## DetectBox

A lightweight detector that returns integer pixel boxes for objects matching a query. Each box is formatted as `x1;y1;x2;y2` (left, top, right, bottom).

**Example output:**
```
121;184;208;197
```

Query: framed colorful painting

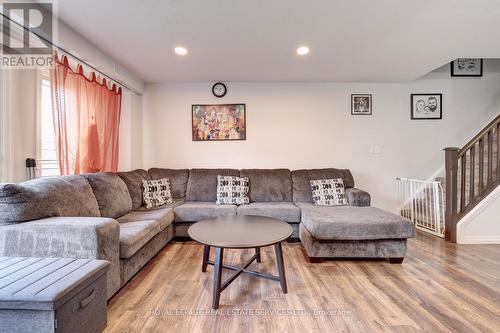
192;104;246;141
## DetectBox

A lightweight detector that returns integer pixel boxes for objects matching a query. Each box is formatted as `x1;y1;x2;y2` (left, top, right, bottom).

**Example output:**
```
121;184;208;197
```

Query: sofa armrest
0;217;120;299
346;188;371;207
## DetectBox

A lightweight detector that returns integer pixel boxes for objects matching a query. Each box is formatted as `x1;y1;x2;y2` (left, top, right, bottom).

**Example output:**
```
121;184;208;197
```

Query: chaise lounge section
299;205;415;263
292;169;415;262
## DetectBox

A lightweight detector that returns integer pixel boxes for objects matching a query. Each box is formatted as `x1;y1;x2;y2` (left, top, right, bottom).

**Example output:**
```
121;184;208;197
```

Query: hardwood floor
105;231;500;332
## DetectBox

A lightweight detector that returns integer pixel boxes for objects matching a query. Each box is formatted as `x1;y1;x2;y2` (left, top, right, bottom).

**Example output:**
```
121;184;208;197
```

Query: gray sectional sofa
0;167;415;300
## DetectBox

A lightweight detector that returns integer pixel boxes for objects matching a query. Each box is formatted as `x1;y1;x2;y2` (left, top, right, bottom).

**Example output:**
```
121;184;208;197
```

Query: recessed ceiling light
174;46;187;56
296;46;309;56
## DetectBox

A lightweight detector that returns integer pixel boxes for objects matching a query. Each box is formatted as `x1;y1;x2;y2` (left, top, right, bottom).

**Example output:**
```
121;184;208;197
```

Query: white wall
458;187;500;244
142;60;500;212
57;19;144;94
3;69;37;182
118;90;143;171
130;91;145;170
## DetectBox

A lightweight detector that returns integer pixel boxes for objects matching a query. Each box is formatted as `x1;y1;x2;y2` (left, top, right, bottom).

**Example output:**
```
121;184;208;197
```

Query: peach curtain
50;53;122;174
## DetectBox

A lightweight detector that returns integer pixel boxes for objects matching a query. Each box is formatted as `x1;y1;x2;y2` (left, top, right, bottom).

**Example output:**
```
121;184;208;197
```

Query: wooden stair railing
444;114;500;242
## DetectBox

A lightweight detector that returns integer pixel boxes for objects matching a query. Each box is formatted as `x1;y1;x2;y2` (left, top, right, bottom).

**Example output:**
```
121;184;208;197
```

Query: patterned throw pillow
216;175;249;205
310;178;348;206
142;178;174;209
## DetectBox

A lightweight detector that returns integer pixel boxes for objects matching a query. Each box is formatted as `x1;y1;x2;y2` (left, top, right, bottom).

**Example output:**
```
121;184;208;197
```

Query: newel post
444;147;459;242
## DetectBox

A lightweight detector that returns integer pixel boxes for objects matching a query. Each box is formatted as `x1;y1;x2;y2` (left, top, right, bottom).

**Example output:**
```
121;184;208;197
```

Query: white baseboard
459;235;500;244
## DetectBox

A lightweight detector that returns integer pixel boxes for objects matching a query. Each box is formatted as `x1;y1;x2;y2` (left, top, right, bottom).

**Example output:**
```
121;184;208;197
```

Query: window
36;70;60;177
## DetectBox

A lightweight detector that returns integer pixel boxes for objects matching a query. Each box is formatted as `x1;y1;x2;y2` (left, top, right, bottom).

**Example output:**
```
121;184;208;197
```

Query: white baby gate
396;177;445;237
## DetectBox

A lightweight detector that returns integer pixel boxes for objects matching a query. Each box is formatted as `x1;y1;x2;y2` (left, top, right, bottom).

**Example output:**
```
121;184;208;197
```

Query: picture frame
192;104;246;141
351;94;372;115
450;58;483;77
410;94;442;120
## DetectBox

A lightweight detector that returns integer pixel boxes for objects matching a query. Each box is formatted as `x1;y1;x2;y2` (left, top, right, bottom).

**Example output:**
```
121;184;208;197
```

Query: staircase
444;114;500;242
397;114;499;241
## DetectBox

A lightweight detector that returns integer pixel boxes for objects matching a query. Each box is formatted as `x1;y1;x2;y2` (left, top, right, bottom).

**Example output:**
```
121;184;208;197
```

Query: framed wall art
410;94;442;120
192;104;246;141
351;94;372;115
451;58;483;77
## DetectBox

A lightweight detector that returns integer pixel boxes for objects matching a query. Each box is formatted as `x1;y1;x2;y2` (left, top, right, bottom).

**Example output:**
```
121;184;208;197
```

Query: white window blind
36;71;60;177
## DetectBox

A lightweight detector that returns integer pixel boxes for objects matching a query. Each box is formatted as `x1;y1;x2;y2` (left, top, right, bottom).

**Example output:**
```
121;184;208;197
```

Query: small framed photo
351;94;372;115
411;94;442;120
451;58;483;77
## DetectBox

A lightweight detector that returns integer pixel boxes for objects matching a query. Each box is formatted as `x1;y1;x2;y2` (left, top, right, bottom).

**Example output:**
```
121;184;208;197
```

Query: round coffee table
188;215;293;309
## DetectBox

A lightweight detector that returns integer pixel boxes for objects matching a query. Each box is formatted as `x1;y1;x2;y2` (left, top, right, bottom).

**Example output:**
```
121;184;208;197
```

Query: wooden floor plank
105;231;500;333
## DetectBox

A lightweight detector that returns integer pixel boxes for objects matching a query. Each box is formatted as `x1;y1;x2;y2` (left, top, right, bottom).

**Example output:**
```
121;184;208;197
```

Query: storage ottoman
0;257;109;333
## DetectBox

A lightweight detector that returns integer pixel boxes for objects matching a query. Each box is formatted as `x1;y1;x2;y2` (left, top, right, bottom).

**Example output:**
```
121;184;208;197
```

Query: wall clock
212;82;227;98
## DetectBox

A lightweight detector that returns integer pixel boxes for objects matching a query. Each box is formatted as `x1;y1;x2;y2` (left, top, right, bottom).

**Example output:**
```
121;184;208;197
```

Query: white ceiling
56;0;500;83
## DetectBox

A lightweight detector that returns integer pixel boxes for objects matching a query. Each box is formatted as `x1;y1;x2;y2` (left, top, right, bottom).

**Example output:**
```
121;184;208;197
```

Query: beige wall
142;61;500;212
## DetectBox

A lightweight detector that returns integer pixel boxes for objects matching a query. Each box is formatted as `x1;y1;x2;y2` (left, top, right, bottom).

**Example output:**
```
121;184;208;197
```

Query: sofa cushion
310;178;348;206
239;169;292;202
142;178;174;209
118;169;150;210
148;168;189;200
83;173;133;218
297;203;415;240
119;220;160;258
117;206;175;231
292;169;355;203
0;176;100;223
236;202;301;223
186;169;239;202
216;175;249;205
174;202;237;222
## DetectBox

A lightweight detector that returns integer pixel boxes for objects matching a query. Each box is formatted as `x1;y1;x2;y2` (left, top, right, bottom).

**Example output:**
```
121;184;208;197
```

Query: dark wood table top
188;215;293;249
